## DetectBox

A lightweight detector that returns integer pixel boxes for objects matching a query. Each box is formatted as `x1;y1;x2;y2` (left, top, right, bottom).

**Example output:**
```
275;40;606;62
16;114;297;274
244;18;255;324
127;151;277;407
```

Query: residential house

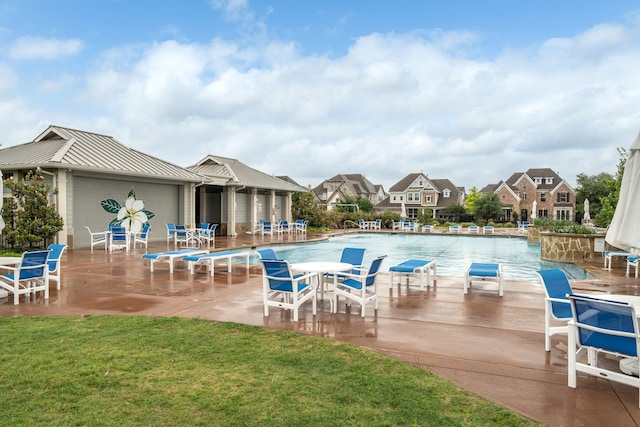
377;173;465;219
312;174;385;210
481;168;576;222
188;156;307;235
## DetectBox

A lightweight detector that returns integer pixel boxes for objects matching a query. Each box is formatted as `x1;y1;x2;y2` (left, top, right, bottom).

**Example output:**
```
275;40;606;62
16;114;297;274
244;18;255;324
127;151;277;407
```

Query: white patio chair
0;250;50;305
333;255;387;317
260;259;318;321
85;226;108;253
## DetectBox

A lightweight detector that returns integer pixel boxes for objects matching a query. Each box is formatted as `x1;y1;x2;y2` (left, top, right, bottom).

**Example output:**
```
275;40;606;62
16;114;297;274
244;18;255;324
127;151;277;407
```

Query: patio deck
2;229;640;426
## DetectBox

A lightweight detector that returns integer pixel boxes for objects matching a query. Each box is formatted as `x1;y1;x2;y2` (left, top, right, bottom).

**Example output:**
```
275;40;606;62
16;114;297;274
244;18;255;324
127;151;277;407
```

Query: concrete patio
2;229;640;426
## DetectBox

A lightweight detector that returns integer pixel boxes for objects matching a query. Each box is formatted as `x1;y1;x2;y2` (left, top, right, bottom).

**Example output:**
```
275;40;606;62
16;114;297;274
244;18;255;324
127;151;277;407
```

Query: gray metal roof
0;125;205;182
188;155;307;192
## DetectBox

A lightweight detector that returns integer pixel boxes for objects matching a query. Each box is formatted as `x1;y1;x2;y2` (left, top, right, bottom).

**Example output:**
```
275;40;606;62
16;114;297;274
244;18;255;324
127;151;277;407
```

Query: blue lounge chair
142;249;208;273
183;250;249;276
482;225;494;235
567;294;640;407
389;259;437;295
464;262;503;296
603;250;631;270
536;269;574;351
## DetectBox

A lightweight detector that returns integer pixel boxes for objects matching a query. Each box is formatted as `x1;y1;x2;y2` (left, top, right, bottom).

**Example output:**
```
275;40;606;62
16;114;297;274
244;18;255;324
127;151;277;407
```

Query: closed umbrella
531;200;537;220
400;201;407;218
606;131;640;255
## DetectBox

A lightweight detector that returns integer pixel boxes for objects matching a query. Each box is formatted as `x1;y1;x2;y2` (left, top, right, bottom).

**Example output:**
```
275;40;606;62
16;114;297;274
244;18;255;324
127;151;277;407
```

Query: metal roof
188;155;307;192
0;125;205;182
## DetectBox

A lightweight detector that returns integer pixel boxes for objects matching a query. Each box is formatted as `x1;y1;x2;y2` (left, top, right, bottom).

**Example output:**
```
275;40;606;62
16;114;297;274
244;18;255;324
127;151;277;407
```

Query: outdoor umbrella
605;131;640;255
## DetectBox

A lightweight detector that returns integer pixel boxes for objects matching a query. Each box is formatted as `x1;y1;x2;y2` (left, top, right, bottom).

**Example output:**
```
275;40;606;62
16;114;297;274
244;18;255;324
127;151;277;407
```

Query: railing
343;220;359;230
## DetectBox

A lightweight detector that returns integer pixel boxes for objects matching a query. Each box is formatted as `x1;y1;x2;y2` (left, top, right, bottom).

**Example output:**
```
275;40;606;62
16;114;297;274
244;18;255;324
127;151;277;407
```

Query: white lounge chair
183;250;250;276
141;249;208;273
389;259;437;296
464;262;503;296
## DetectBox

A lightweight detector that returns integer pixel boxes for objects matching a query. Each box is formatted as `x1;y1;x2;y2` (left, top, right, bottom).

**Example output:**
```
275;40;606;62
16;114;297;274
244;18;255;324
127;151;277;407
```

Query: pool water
253;233;593;281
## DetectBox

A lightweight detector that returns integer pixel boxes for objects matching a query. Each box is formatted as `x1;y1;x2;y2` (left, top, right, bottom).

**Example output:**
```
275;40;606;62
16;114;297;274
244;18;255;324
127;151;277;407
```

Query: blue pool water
252;233;593;281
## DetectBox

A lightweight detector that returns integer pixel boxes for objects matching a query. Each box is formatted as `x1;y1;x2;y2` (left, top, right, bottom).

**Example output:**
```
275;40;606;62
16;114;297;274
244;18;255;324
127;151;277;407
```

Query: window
392;195;397;202
418;180;423;186
555;209;571;220
425;195;432;203
538;209;548;218
443;190;450;198
557;192;569;203
399;195;404;201
521;193;527;200
534;178;542;184
540;193;547;202
545;178;553;184
407;193;413;202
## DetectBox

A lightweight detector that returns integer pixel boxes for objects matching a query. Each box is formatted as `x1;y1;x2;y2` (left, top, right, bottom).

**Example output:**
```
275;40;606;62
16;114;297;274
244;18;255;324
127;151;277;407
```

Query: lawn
0;316;541;426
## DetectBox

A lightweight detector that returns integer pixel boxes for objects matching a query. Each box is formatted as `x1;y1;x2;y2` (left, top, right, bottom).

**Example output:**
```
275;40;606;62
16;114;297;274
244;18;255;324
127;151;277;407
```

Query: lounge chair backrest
569;294;638;357
47;244;67;272
256;248;279;260
19;250;50;280
536;269;574;319
340;247;365;267
261;259;296;292
364;256;386;287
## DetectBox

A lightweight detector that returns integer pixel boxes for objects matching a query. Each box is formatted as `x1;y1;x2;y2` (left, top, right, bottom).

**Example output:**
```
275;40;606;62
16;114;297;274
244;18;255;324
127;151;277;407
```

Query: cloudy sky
1;1;639;191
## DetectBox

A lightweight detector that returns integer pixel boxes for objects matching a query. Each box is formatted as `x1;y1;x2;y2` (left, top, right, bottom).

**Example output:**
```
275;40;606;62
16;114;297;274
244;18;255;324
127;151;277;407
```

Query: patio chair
294;219;308;233
358;219;369;230
47;243;67;290
468;225;480;234
482;225;494;235
260;259;318;321
261;221;274;235
198;223;218;248
109;225;130;252
371;219;382;230
174;224;198;247
0;250;51;305
256;248;280;260
166;223;176;244
567;294;640;407
535;269;574;352
85;226;108;253
133;224;152;250
333;255;387;317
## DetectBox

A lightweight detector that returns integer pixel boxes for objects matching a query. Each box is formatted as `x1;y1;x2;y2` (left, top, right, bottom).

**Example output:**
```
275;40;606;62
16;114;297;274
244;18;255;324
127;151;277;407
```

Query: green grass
0;316;541;426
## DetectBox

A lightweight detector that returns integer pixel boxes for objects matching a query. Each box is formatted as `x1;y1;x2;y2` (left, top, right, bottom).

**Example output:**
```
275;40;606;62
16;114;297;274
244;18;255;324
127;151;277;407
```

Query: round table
0;257;22;299
290;262;354;313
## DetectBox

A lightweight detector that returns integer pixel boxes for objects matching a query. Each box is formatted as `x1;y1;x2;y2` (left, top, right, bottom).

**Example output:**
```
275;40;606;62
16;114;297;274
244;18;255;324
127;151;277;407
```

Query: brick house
481;168;576;222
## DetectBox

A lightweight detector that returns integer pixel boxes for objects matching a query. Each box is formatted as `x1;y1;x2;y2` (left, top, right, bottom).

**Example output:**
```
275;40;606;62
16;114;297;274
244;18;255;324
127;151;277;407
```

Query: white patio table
291;261;353;313
0;257;22;298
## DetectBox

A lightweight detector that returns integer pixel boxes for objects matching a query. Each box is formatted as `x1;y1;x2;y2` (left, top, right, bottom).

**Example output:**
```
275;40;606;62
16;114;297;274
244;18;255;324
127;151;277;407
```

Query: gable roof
0;125;204;182
188;155;306;192
312;173;378;198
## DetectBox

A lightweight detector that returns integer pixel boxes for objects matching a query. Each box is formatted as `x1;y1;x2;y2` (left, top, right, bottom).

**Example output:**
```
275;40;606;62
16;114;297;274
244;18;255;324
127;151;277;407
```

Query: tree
464;186;482;213
291;191;328;228
473;192;503;222
575;172;616;219
594;147;628;227
2;169;64;248
442;203;466;222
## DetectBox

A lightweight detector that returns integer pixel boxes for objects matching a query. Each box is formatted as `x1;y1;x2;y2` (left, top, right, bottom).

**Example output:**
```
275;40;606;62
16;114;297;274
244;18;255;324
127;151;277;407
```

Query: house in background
187;156;306;235
481;168;576;222
312;174;385;210
377;173;465;219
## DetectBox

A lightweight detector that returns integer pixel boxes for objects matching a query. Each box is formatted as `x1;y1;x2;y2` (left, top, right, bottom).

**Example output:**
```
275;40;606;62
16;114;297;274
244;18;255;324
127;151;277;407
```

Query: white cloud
3;15;639;192
9;36;83;60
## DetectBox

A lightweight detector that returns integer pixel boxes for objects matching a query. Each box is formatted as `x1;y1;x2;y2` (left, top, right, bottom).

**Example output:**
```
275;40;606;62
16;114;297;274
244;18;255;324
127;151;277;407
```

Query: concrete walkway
2;229;640;426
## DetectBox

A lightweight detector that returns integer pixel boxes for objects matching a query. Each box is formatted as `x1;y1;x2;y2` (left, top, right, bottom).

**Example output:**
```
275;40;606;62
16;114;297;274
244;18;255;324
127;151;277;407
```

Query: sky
1;0;640;192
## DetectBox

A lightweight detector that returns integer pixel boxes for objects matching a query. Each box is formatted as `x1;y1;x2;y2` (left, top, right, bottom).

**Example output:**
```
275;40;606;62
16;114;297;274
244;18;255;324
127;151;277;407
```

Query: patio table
0;257;22;298
291;261;353;313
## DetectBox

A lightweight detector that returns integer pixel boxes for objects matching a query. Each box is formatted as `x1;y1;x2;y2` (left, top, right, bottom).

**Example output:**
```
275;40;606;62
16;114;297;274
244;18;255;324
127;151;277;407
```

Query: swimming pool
252;233;593;281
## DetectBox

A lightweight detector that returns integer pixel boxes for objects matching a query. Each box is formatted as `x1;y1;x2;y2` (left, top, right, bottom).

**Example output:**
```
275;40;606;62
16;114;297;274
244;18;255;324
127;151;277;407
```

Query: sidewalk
2;230;640;426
